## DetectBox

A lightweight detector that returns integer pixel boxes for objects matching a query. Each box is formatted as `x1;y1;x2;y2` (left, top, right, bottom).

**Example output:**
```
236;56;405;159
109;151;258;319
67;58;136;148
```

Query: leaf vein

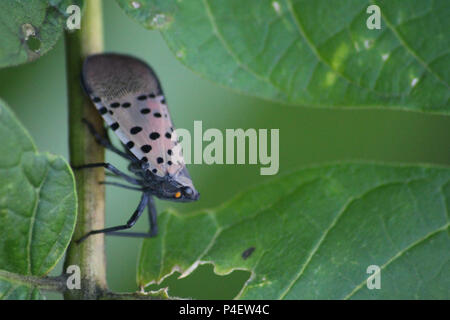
371;0;449;88
344;224;449;299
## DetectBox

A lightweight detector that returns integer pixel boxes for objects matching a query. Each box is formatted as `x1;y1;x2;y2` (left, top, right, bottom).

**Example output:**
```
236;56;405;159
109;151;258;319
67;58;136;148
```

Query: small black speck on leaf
242;247;255;260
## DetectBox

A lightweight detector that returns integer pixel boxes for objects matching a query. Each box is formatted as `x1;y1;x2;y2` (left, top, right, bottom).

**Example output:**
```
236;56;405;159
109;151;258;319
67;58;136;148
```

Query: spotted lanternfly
75;53;199;243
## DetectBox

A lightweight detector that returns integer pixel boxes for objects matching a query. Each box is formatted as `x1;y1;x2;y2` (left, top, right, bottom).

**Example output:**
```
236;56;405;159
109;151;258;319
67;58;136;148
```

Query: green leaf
0;0;84;68
0;99;77;283
138;163;450;299
117;0;449;114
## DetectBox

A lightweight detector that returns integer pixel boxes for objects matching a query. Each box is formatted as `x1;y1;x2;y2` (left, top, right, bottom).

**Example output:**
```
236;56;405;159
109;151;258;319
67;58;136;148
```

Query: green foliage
0;0;448;300
116;0;449;114
138;163;450;299
0;0;84;68
0;99;77;299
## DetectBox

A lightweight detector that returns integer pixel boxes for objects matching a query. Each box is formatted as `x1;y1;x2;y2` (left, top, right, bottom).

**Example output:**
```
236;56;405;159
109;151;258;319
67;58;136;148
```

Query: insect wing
82;53;184;177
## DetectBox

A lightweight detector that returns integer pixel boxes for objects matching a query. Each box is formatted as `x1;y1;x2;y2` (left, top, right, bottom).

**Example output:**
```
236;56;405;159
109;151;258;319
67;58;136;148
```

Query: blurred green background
0;1;449;299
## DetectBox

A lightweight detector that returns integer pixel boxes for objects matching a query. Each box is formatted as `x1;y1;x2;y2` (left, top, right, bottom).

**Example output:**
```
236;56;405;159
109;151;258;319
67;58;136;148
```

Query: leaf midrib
26;162;50;276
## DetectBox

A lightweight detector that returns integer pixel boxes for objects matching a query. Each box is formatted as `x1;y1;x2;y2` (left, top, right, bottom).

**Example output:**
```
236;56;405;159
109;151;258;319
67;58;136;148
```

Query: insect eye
183;187;193;196
174;192;182;199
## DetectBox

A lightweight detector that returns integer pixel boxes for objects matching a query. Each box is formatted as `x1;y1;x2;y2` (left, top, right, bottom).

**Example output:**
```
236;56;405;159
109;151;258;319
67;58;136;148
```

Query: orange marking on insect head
175;192;181;199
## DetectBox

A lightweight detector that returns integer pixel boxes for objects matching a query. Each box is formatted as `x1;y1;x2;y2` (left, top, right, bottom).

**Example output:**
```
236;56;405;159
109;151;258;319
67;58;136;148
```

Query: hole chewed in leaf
26;36;41;52
144;264;250;299
21;23;41;54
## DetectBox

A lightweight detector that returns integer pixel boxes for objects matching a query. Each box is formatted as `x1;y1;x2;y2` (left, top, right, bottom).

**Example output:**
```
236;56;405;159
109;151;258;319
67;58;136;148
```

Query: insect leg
76;192;149;244
107;194;158;238
106;232;154;238
73;162;142;185
82;118;136;162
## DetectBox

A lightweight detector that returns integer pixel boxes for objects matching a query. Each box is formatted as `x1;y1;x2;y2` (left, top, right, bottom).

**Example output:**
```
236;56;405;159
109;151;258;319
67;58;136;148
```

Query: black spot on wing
110;122;119;131
141;145;152;153
130;126;142;135
149;132;160;140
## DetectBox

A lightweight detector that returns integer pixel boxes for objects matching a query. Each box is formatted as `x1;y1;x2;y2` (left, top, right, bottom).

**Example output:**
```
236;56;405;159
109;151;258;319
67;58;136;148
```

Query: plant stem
0;270;67;293
63;0;106;299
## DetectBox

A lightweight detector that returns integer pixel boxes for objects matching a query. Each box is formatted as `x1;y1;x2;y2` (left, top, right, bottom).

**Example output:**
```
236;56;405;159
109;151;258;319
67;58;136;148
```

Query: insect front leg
82;118;136;162
107;192;158;238
72;162;142;185
76;193;149;244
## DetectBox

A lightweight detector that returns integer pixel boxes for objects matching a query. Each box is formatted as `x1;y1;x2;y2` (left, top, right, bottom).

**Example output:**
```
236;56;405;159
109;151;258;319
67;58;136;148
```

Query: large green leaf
0;99;76;299
138;163;450;299
0;0;84;68
117;0;449;114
